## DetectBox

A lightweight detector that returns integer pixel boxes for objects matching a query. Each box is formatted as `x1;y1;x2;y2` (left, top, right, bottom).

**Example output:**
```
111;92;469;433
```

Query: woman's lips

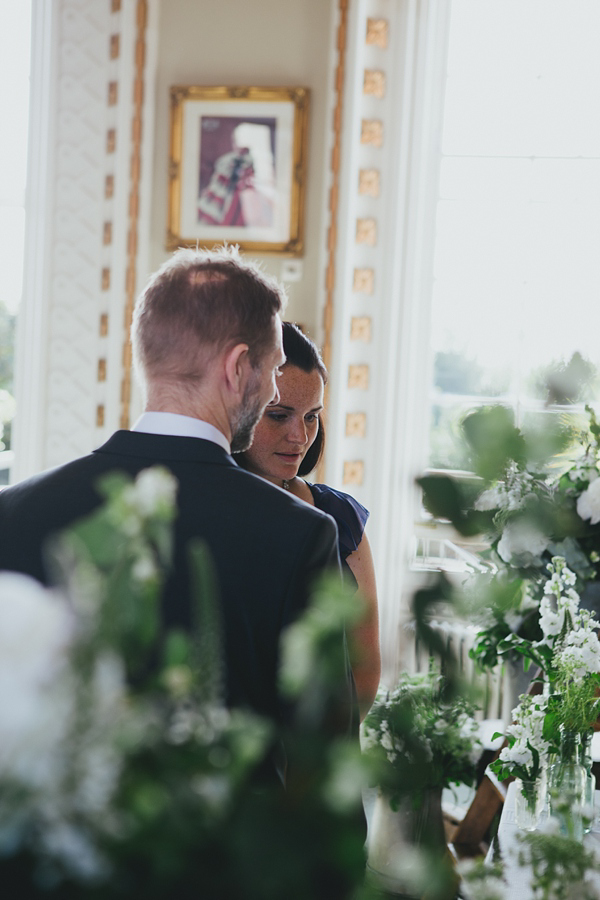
276;452;302;461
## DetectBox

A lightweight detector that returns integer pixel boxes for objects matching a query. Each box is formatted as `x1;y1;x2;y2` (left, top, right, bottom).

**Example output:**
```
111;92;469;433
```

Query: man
0;246;342;726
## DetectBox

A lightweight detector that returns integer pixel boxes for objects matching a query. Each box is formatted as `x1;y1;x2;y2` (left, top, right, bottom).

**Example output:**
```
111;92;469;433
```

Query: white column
322;0;452;681
12;0;158;482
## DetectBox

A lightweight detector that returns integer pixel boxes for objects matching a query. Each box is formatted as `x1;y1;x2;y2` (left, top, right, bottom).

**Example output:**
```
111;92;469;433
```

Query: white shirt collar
131;412;231;454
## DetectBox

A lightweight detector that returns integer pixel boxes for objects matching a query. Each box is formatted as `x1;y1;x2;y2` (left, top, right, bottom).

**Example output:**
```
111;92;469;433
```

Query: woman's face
244;364;324;484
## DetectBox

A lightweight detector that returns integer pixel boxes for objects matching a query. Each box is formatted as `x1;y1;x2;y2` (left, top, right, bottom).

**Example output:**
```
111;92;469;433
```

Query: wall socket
281;259;303;282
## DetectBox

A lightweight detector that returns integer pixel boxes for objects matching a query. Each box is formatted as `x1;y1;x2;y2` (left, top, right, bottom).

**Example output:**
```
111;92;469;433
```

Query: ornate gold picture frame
167;86;309;255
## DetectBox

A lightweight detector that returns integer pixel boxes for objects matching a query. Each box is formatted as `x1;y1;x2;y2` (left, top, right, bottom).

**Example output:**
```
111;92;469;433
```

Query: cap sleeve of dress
308;483;369;560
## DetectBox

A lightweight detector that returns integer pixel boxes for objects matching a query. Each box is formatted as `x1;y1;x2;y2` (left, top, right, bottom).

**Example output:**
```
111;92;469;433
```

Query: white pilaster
322;0;452;680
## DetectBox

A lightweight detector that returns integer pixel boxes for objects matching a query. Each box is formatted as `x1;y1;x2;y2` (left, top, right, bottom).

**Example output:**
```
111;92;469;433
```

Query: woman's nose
287;418;307;444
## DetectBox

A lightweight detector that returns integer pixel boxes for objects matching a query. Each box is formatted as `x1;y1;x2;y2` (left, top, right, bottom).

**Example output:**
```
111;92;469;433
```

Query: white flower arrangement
493;693;550;783
362;669;481;805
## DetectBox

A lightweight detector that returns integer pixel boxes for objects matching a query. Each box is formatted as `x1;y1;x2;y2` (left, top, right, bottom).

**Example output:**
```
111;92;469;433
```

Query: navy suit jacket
0;431;342;725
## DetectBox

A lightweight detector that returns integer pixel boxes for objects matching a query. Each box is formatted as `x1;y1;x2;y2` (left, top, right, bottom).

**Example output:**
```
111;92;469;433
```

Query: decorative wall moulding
353;267;374;294
167;85;309;255
346;412;367;438
343;460;365;486
366;17;388;49
348;364;369;390
359;168;380;197
360;118;383;147
356;217;376;246
350;315;372;342
363;69;386;99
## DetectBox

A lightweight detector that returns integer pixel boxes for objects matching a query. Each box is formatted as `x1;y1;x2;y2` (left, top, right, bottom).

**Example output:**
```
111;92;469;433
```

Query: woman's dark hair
281;323;328;476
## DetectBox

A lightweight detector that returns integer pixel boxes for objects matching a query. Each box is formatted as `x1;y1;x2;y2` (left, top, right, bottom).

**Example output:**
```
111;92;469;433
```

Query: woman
238;322;381;719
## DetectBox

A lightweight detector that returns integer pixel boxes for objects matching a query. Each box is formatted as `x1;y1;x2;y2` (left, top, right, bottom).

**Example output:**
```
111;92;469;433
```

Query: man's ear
223;342;251;396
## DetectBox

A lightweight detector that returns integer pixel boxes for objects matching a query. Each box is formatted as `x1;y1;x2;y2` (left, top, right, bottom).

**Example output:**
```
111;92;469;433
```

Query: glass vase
367;789;457;898
548;728;587;841
514;773;546;831
580;729;596;833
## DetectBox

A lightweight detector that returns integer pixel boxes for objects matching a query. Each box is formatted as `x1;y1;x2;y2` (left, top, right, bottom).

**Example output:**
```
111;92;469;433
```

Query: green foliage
1;468;376;900
549;672;600;737
418;473;495;536
462;406;527;481
530;352;598;406
518;830;600;900
362;667;480;810
434;350;483;395
0;301;15;391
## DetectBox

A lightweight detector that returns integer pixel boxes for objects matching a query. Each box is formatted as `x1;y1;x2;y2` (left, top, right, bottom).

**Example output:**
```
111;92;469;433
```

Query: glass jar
580;729;597;833
548;728;587;841
514;772;546;831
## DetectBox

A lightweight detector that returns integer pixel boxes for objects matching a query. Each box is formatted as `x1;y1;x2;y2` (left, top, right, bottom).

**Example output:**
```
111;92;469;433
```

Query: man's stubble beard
230;377;266;453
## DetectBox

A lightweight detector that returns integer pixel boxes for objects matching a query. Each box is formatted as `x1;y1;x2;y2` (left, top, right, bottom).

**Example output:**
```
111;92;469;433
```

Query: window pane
430;0;600;467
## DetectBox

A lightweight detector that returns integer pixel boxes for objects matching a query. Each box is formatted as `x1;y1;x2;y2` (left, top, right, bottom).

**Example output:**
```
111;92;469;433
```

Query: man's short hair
132;245;285;385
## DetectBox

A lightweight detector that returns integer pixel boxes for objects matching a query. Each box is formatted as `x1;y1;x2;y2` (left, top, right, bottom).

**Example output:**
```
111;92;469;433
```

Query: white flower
577;477;600;525
129;467;178;517
132;554;157;583
322;745;366;812
504;611;523;632
497;520;549;567
40;819;109;882
474;487;503;511
0;573;75;790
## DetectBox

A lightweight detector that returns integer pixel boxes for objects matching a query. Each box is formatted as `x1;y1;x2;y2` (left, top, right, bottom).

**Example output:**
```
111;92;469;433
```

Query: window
429;0;600;471
0;2;32;483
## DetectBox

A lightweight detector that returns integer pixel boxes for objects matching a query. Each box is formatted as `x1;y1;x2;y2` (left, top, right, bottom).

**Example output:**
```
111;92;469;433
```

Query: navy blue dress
307;483;369;588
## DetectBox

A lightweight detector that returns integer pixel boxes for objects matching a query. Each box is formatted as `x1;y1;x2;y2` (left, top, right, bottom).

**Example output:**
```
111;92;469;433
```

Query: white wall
149;0;335;338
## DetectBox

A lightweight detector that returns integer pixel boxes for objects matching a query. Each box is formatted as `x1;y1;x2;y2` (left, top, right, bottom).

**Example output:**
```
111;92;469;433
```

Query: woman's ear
223;342;250;397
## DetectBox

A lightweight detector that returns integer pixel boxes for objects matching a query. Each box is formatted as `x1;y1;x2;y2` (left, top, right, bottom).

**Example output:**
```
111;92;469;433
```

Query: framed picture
167;85;309;255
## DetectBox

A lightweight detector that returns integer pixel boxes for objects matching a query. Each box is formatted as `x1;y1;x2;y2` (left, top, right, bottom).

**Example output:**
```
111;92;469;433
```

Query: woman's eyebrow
267;404;324;412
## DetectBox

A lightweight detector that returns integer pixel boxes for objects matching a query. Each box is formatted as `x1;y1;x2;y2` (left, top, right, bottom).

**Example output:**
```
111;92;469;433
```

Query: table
485;782;600;896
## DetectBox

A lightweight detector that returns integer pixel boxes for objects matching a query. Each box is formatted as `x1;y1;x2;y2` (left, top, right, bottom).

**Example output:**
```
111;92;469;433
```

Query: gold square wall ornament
356;217;376;246
108;81;118;106
343;460;365;486
105;175;114;199
350;316;372;342
110;34;120;59
101;267;110;291
353;267;374;294
103;222;112;245
111;0;121;12
346;413;367;438
106;129;116;153
361;119;383;148
97;359;107;382
348;364;369;390
99;313;109;336
96;404;105;427
364;69;386;99
359;168;380;197
366;17;388;49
